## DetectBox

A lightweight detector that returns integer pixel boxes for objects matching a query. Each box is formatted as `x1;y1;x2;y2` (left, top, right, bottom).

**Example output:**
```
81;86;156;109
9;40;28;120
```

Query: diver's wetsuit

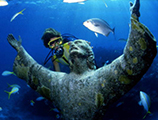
44;33;77;66
7;0;157;119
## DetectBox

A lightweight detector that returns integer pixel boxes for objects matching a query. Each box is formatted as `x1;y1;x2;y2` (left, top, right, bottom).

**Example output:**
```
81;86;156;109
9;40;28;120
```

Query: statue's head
69;39;96;70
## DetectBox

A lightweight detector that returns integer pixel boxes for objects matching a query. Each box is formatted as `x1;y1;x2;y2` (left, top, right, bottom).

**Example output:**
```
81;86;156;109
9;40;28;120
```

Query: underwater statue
7;0;157;119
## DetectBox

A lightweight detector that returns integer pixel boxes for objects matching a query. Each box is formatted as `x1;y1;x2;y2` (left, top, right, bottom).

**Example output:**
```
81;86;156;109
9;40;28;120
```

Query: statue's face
69;39;89;57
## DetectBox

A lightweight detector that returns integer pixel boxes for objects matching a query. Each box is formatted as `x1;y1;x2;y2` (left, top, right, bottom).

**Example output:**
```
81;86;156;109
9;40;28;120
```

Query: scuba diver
41;28;78;71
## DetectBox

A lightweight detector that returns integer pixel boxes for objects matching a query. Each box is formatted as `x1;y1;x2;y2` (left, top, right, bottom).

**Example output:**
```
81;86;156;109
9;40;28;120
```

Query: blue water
0;0;158;119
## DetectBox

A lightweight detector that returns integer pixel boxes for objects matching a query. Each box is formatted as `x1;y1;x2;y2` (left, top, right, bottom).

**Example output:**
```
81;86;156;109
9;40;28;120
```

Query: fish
2;70;16;76
83;18;115;37
30;100;35;106
0;0;8;6
102;0;108;7
0;107;2;111
7;83;21;88
103;60;110;66
50;108;60;113
118;38;128;42
4;87;19;99
139;91;151;119
10;8;26;22
27;84;30;88
63;0;86;4
56;114;60;119
116;101;124;107
36;96;45;101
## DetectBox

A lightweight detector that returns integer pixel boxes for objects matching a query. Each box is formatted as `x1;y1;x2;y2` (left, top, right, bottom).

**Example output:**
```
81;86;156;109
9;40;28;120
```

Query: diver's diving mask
48;37;63;49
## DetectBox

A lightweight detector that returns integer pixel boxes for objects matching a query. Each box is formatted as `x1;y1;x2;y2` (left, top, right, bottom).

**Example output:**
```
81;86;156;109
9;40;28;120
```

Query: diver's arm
95;0;157;105
52;57;61;72
7;34;66;101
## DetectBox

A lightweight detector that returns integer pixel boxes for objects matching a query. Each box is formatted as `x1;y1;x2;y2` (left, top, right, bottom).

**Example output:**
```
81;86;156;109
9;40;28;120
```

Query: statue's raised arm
7;34;66;101
7;0;157;119
94;0;157;107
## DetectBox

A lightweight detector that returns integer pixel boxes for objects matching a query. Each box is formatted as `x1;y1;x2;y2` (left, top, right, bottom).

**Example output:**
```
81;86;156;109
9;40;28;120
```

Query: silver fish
83;18;115;37
0;0;8;6
63;0;86;3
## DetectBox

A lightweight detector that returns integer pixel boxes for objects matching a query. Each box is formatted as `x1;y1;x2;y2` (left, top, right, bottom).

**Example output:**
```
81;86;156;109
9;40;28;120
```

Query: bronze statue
7;0;157;119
